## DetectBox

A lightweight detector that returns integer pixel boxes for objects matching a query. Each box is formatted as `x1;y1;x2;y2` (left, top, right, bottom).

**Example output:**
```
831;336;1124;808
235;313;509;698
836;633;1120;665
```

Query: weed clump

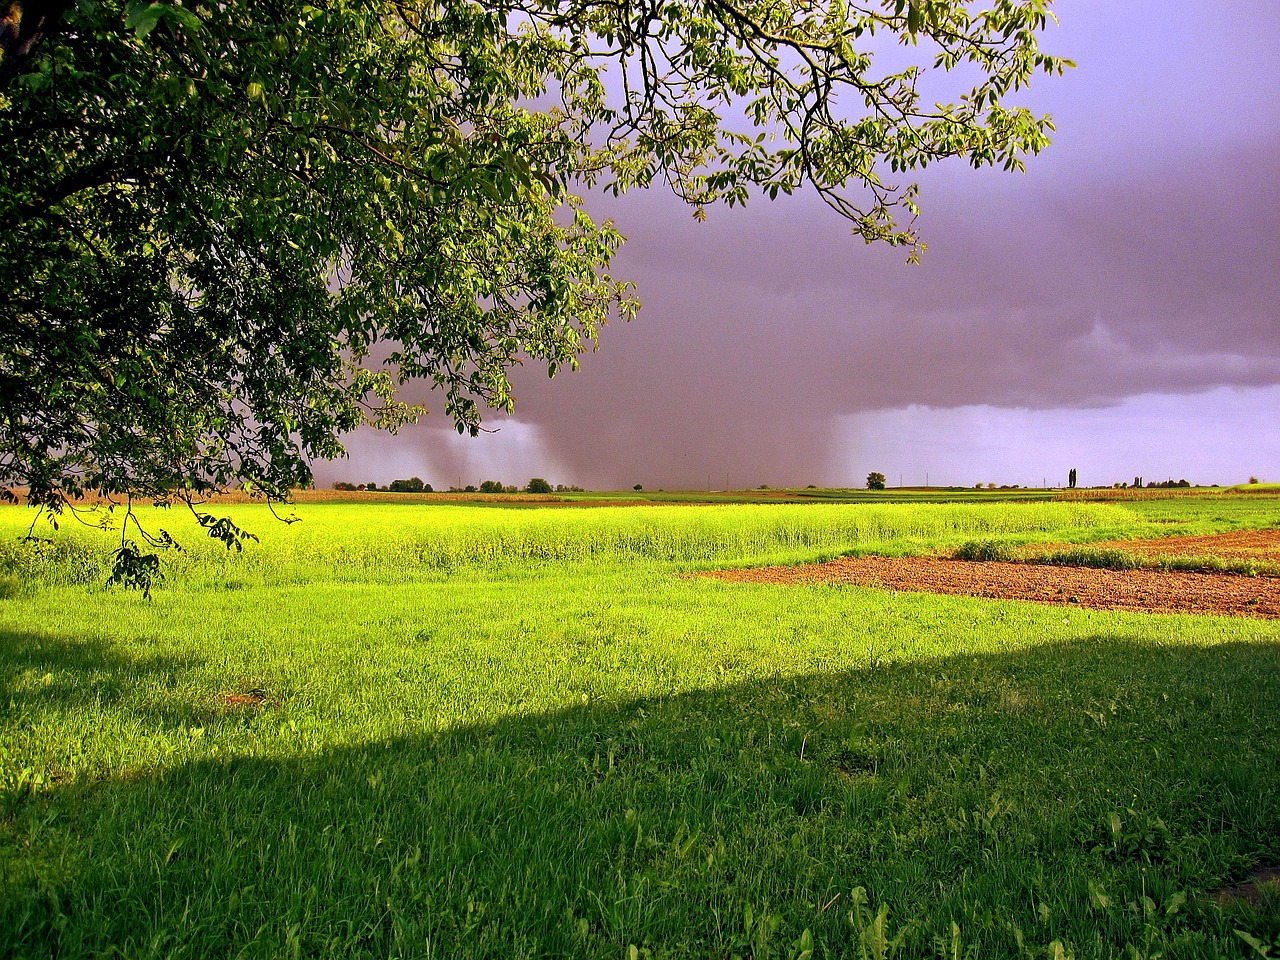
1034;547;1142;571
952;540;1019;562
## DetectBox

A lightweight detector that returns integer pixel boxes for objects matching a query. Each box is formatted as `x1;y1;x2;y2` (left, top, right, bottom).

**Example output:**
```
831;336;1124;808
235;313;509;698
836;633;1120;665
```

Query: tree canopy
0;0;1070;516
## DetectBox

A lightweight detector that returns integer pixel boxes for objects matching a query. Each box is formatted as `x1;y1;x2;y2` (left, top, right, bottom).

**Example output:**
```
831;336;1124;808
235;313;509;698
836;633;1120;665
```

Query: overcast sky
319;0;1280;491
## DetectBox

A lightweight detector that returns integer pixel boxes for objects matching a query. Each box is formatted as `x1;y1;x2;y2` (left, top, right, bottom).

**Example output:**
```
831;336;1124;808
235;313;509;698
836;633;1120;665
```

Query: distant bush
333;482;357;491
525;478;552;494
634;484;643;491
389;477;425;493
479;480;504;494
953;540;1018;562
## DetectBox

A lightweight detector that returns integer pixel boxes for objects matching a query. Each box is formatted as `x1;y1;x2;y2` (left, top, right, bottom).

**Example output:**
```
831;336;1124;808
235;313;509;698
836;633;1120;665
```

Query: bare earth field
704;530;1280;618
1081;528;1280;560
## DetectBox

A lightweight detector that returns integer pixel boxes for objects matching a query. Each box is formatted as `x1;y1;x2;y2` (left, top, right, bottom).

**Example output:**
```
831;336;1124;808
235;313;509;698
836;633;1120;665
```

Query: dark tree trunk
0;0;72;89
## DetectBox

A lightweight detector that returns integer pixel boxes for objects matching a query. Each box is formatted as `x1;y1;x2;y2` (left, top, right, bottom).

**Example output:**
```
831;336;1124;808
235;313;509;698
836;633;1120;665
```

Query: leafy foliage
105;541;161;599
866;472;887;491
0;0;1071;514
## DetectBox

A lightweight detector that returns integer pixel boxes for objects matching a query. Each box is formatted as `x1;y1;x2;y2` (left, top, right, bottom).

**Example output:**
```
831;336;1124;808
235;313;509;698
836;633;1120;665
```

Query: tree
0;0;1071;523
1068;467;1076;489
478;480;504;494
388;476;425;492
525;478;552;494
866;472;886;491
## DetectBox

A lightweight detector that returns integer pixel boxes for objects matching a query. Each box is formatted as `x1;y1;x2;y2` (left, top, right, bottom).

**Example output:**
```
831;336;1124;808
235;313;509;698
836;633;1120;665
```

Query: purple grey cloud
315;0;1280;490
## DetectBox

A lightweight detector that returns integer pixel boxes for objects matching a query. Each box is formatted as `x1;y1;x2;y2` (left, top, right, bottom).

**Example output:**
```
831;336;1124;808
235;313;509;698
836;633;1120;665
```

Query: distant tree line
1101;478;1193;490
333;478;579;494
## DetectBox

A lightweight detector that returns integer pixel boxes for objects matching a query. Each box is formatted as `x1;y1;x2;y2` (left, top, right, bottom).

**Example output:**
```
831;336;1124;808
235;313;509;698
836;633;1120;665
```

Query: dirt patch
702;554;1280;618
218;688;268;710
1211;865;1280;907
1076;528;1280;561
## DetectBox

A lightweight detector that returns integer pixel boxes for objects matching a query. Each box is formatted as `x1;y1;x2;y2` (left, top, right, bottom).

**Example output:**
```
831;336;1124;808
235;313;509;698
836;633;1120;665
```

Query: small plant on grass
846;888;910;959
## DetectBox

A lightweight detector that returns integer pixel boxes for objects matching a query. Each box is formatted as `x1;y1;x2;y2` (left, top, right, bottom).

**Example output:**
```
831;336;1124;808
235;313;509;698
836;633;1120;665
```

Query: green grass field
2;495;1278;958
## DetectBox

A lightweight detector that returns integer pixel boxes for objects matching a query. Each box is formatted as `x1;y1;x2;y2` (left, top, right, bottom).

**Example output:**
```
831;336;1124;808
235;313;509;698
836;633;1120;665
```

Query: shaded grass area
2;570;1280;958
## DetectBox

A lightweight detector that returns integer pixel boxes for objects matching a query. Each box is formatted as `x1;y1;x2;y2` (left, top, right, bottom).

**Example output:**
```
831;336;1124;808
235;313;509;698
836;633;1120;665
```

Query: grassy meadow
1;495;1279;958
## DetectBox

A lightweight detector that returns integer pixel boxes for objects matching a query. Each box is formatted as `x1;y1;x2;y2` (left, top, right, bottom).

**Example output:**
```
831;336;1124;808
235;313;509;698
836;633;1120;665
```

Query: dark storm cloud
493;129;1280;487
315;0;1280;490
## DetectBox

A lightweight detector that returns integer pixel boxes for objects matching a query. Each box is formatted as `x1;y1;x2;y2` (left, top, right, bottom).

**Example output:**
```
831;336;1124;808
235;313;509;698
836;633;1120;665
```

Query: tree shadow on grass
0;627;205;727
3;636;1280;959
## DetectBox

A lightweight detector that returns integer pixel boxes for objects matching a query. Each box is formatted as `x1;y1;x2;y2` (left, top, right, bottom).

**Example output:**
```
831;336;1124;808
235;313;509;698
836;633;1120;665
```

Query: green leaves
123;2;164;36
107;541;161;598
123;0;201;38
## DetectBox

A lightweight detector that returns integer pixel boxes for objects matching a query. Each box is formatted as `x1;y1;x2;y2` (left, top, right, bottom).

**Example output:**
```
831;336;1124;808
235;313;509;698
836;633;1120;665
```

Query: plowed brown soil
1077;528;1280;560
703;532;1280;619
